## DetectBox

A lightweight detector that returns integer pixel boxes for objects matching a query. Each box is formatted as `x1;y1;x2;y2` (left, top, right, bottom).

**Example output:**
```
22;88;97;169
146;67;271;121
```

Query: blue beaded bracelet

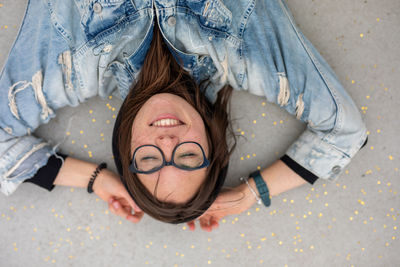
249;170;271;207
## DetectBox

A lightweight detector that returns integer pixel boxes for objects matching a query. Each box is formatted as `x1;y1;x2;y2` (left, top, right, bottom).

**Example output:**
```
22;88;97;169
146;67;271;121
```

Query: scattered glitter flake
241;131;245;135
240;157;244;160
360;33;364;38
377;129;381;133
118;221;122;225
352;80;355;84
377;18;380;22
92;118;96;122
70;188;74;192
208;260;212;264
253;120;257;124
89;110;93;114
240;233;245;237
388;155;393;160
262;113;266;117
71;140;75;144
106;120;110;124
80;130;84;134
182;226;187;230
262;102;266;106
370;146;374;150
366;95;370;99
273;121;277;125
280;120;283;124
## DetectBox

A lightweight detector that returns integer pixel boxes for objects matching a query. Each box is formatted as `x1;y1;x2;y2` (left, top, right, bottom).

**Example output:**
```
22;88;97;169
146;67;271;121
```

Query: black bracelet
87;163;107;194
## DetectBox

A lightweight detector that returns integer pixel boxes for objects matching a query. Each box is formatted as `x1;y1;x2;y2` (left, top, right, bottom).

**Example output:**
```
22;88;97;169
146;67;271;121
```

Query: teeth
153;118;181;126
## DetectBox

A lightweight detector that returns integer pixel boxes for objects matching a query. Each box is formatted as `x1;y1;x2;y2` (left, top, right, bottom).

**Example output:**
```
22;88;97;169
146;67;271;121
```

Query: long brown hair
114;24;235;223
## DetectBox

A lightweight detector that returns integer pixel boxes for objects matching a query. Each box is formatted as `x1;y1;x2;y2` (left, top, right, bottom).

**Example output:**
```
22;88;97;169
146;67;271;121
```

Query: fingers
108;199;143;224
121;191;142;213
199;217;219;232
187;221;196;231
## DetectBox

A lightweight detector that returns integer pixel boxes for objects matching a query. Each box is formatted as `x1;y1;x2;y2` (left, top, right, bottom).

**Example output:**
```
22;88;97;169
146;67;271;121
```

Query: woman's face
130;93;209;203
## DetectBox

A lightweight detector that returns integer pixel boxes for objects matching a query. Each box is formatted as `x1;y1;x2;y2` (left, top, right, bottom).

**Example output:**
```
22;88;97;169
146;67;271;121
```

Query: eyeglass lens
134;143;204;172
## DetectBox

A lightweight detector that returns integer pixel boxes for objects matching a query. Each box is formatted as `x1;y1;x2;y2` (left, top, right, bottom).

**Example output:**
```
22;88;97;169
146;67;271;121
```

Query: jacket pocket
81;0;136;39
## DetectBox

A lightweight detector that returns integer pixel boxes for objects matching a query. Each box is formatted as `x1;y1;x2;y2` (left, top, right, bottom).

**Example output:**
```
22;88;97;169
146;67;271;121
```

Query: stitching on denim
238;0;256;39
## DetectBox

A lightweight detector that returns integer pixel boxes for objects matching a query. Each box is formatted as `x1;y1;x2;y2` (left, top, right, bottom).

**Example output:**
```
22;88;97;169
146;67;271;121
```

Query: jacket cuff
280;154;318;185
285;128;368;181
23;153;68;191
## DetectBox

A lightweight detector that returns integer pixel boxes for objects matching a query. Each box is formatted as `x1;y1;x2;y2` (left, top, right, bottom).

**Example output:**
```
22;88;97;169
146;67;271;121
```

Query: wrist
238;179;258;210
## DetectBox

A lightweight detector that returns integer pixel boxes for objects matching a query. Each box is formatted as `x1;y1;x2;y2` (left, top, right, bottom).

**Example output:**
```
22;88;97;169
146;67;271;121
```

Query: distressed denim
0;0;367;195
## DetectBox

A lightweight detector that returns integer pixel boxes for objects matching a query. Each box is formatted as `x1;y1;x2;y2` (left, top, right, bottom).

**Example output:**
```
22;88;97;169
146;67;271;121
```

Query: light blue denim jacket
0;0;367;195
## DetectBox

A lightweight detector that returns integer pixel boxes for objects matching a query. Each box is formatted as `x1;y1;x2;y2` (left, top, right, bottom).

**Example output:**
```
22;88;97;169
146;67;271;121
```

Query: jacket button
332;165;341;174
168;16;176;26
93;3;103;14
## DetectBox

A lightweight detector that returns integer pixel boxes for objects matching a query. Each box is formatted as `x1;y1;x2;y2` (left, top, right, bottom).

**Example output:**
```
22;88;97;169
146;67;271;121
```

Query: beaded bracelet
87;163;107;193
239;176;262;205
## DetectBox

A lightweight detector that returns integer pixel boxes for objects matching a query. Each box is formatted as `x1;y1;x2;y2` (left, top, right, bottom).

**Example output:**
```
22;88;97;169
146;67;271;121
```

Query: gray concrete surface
1;0;399;266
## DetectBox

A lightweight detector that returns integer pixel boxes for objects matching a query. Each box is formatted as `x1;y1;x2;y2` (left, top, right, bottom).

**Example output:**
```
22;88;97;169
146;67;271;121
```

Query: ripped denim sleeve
242;0;367;181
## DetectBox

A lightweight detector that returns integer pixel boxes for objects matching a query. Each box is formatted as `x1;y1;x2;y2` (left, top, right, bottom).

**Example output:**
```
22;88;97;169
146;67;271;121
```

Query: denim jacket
0;0;367;195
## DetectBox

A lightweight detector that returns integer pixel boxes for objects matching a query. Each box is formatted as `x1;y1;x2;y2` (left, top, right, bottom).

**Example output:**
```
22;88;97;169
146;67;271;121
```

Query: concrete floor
1;0;399;266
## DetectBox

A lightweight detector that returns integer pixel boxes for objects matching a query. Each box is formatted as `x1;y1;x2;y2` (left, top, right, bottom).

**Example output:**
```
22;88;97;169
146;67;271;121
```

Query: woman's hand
93;169;144;223
187;183;256;232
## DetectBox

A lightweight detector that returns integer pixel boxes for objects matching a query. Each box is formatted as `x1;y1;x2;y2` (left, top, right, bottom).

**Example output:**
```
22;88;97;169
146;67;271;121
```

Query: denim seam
238;0;256;39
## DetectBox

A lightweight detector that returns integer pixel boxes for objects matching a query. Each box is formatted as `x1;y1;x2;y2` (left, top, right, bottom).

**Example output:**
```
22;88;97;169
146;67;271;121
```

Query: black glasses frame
129;141;210;174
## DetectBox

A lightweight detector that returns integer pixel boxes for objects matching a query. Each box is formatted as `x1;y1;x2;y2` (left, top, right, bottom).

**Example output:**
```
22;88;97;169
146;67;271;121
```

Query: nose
155;135;179;161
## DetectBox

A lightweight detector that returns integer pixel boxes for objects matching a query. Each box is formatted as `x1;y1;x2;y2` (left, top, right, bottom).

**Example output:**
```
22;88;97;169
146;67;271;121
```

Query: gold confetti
253;120;257;124
360;33;364;38
80;130;84;134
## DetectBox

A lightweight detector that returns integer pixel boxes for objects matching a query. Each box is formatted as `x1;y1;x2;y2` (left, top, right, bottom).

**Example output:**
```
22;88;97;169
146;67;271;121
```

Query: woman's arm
54;157;144;223
187;160;307;232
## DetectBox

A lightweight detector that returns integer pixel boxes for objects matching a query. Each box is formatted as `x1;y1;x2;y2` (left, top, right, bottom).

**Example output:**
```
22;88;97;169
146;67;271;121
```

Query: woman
0;0;367;231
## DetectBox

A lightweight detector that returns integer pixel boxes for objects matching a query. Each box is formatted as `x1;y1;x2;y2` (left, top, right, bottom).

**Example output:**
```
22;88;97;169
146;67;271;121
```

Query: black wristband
87;163;107;194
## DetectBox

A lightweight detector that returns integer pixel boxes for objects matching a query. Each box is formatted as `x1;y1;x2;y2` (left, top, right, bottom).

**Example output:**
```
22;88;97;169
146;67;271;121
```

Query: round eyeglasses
129;141;210;174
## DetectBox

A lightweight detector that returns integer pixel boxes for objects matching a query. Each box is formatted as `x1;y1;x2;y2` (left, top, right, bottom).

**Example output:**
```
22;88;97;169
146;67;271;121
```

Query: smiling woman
113;24;236;223
1;0;367;231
